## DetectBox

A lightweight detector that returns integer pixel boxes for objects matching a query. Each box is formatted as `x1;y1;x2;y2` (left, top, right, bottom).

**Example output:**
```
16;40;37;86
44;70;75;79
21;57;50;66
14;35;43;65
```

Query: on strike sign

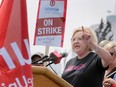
34;0;67;47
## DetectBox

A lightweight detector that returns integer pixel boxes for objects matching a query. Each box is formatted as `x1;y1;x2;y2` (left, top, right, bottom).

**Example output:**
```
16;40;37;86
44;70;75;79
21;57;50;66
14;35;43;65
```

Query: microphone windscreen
62;52;68;57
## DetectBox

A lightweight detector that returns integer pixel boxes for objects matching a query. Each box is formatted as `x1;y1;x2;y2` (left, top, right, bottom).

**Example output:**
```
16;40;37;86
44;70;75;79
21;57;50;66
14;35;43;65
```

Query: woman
103;41;116;87
61;26;112;87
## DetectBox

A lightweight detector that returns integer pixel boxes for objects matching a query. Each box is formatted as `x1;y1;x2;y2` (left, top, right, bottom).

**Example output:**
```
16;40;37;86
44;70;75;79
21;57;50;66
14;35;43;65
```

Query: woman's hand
103;78;116;87
82;27;94;47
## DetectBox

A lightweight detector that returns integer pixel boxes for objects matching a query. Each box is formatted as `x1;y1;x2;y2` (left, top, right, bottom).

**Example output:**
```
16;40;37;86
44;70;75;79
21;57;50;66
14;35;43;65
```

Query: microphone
43;51;68;64
32;51;68;65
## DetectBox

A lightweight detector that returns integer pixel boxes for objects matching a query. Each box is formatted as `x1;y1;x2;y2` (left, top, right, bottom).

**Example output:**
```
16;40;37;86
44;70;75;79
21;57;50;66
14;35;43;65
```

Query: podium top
32;66;73;87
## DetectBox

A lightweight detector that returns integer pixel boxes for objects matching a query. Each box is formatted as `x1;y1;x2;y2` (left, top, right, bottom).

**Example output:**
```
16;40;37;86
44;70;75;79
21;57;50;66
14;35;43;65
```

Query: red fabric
0;0;33;86
112;85;116;87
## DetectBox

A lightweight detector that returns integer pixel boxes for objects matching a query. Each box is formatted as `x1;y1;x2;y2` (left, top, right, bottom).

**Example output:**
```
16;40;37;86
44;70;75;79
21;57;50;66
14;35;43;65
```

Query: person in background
99;40;110;47
103;41;116;87
61;26;112;87
31;52;44;66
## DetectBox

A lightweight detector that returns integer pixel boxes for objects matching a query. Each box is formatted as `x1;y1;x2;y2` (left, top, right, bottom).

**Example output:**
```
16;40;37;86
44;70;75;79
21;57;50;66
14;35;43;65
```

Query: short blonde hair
71;26;98;51
99;40;110;47
104;41;116;63
104;41;116;52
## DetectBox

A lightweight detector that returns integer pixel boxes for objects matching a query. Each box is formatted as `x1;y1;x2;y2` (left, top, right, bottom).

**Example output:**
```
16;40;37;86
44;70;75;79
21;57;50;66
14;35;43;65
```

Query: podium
32;66;73;87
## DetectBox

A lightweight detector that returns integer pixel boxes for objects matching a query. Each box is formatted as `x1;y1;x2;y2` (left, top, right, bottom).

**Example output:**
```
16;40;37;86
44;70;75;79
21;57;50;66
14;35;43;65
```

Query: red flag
0;0;33;86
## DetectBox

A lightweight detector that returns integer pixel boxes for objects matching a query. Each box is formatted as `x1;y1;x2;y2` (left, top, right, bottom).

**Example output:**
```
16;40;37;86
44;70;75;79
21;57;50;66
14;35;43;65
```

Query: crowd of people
31;26;116;87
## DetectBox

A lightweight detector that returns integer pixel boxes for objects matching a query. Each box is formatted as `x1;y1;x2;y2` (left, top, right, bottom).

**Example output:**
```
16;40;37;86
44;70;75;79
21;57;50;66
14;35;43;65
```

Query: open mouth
74;44;80;49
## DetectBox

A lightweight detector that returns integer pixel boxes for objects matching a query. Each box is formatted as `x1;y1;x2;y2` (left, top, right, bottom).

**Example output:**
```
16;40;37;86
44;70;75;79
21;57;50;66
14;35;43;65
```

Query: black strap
106;67;116;78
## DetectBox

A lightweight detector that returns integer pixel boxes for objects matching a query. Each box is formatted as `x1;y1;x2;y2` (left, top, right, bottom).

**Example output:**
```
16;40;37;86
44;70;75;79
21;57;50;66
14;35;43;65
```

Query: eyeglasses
110;52;116;56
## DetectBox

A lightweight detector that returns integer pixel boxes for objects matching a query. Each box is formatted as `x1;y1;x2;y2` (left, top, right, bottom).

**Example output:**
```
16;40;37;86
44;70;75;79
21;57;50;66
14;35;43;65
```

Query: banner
0;0;33;86
34;0;67;47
